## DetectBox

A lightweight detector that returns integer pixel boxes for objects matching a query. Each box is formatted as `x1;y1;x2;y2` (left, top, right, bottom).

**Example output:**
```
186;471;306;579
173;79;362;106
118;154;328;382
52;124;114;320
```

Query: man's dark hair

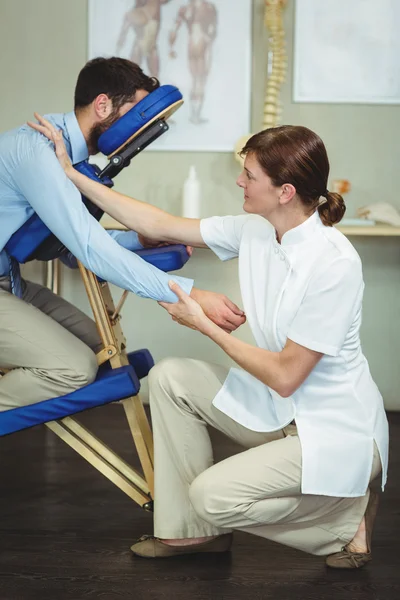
74;56;159;111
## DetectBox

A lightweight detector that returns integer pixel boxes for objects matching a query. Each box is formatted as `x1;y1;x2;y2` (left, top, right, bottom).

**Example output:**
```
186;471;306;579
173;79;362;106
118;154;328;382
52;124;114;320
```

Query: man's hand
138;234;193;256
189;287;246;333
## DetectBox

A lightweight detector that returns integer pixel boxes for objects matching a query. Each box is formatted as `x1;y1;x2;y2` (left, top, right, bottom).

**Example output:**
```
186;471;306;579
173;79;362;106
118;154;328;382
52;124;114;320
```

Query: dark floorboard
0;407;398;600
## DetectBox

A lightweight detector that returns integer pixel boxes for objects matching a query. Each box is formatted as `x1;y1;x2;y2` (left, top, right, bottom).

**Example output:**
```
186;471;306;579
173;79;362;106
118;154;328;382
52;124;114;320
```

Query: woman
29;115;388;569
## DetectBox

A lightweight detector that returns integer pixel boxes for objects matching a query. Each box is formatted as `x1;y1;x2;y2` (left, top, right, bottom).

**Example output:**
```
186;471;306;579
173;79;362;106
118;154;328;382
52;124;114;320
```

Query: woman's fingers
168;280;188;300
52;130;67;155
33;112;55;132
28;113;71;175
28;113;61;143
27;121;50;138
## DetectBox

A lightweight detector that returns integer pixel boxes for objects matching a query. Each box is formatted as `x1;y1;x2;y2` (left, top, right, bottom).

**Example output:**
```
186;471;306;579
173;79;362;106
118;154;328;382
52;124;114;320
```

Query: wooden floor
0;407;398;600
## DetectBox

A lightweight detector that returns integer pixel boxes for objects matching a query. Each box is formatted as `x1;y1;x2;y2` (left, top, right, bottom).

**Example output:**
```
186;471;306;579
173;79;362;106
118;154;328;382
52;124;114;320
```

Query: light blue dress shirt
0;112;193;302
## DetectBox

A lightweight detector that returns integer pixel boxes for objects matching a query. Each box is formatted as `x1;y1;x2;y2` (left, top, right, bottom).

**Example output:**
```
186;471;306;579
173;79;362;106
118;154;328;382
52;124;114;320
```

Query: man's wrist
190;286;201;302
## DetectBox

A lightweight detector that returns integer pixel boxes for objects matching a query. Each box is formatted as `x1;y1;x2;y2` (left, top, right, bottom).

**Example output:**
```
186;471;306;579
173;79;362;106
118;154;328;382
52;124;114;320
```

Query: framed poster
88;0;252;151
293;0;400;104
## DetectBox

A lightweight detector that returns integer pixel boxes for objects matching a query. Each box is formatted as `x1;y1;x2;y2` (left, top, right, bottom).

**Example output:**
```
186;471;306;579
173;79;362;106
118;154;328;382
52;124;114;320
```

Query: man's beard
87;107;120;155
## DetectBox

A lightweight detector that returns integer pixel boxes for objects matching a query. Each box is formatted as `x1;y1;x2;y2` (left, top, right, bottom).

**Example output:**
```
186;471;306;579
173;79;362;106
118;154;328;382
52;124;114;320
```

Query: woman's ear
279;184;296;205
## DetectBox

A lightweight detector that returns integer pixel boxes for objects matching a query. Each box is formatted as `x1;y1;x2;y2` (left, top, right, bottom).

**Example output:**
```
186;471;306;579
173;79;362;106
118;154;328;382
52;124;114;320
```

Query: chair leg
122;395;154;498
45;420;152;508
77;263;156;502
60;416;150;495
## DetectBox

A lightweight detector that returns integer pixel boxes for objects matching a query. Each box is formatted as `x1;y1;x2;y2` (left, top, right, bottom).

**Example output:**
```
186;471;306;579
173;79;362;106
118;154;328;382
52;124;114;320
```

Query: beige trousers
149;357;382;556
0;276;101;411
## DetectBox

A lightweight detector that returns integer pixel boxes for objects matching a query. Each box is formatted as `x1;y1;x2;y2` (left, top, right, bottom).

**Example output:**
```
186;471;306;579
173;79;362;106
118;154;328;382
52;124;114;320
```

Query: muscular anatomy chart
89;0;251;151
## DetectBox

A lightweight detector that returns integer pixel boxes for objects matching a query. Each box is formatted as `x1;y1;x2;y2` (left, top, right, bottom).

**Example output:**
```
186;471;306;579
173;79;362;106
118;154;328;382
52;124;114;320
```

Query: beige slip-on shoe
130;533;233;558
326;489;379;569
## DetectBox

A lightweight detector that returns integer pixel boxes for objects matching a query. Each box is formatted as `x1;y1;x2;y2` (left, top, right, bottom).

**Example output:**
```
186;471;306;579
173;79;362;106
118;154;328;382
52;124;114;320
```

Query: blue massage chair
0;86;187;511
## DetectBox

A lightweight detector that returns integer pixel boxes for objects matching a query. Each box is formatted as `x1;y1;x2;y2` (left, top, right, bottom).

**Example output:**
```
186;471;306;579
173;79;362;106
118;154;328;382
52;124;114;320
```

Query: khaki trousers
0;276;101;411
149;357;382;556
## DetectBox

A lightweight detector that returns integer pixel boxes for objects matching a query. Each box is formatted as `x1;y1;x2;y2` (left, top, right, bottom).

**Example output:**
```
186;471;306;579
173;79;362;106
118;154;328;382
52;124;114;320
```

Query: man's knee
63;346;98;391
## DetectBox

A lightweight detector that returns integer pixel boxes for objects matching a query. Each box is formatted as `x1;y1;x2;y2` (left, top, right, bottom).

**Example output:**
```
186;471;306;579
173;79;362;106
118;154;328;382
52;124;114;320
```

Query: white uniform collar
279;210;321;247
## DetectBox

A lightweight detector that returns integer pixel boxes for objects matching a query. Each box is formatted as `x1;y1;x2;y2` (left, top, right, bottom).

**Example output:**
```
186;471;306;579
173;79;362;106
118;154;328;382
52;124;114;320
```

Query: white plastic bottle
182;165;201;218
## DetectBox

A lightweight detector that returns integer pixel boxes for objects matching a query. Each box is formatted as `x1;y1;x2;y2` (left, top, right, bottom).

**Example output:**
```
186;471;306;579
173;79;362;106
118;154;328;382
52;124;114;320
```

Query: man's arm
107;229;143;251
12;144;193;303
59;230;143;269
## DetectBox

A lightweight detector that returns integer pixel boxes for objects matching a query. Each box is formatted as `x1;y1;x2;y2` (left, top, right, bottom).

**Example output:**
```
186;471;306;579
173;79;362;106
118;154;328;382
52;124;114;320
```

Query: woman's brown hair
240;125;346;226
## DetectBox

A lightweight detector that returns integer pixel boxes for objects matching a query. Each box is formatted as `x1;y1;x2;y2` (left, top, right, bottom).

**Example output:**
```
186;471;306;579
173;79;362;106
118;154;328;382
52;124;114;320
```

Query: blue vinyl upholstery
135;245;190;272
123;348;154;380
0;365;139;437
98;85;182;156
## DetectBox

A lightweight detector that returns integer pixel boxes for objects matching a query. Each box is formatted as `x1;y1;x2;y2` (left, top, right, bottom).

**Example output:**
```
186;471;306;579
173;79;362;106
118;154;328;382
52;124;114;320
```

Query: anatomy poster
88;0;252;151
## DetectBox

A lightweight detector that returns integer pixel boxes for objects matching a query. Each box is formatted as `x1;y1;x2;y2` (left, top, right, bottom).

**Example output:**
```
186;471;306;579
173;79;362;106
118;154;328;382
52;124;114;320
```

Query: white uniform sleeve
287;257;364;356
200;215;250;261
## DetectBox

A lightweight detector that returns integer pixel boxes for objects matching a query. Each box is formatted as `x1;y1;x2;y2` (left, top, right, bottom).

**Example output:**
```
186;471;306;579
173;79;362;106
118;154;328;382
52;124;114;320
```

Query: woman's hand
159;281;213;334
28;113;73;175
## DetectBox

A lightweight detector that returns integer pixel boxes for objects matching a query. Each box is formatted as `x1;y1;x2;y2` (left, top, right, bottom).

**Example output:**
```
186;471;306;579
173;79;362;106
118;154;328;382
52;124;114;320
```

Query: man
0;56;245;411
116;0;172;78
169;0;217;124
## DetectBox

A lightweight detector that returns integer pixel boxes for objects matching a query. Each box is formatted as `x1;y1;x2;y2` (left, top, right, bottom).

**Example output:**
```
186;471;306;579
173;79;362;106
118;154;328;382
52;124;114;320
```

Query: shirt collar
279;210;322;247
64;111;89;165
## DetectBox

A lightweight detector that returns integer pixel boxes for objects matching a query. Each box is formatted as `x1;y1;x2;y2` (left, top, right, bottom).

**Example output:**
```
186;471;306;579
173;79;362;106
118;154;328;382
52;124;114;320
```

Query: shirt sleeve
59;230;143;269
107;229;143;251
287;257;364;356
200;215;250;261
12;144;193;303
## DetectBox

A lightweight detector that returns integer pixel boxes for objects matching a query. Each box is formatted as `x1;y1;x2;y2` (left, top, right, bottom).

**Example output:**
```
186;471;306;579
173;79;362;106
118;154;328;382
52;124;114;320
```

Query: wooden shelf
337;225;400;236
101;216;400;237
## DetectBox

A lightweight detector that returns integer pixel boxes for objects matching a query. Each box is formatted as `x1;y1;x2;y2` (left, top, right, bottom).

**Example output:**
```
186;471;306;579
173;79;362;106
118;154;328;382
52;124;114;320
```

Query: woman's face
236;153;281;218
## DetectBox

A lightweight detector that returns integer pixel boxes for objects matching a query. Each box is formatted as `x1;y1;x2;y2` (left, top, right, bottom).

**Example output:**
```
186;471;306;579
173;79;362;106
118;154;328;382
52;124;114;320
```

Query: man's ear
93;94;113;121
279;184;296;206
